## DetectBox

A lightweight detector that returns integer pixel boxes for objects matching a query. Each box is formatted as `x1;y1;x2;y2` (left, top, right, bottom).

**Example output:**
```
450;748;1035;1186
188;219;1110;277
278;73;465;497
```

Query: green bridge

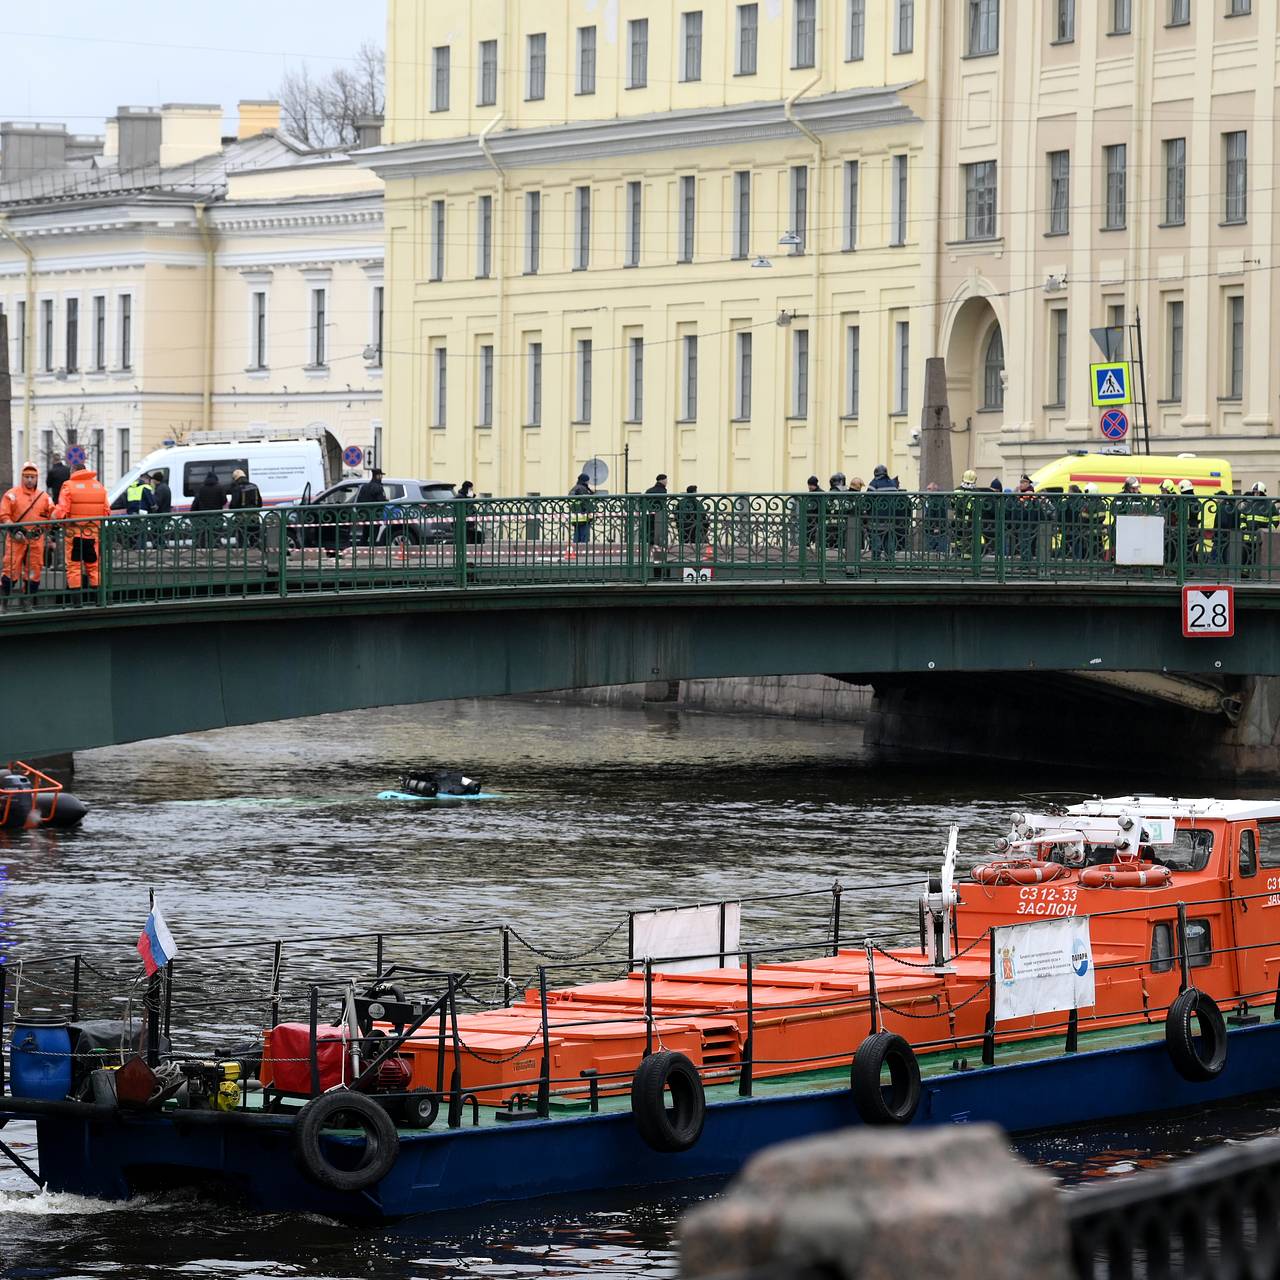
1;492;1275;766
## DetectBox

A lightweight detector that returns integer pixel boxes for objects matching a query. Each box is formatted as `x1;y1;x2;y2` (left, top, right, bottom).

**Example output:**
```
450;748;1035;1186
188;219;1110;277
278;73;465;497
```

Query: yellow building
366;0;934;494
0;103;385;487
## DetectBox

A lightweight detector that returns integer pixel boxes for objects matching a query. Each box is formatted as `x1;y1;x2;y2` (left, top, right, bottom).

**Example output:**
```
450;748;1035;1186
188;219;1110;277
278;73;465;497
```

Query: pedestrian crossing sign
1090;361;1132;407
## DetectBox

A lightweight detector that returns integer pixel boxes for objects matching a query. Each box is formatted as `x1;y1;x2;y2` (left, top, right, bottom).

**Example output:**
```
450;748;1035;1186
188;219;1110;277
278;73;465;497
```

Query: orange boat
263;796;1280;1127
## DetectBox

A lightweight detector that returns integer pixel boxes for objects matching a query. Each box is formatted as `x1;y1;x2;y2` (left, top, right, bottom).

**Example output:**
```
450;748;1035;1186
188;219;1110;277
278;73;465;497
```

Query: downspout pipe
194;204;216;430
0;216;35;464
784;71;825;482
479;113;507;495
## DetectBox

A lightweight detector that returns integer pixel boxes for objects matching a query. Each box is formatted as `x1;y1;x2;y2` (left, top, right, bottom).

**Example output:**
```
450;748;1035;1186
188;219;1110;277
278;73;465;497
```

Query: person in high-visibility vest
1177;479;1202;567
1241;482;1277;578
52;463;111;601
0;462;54;610
568;473;594;545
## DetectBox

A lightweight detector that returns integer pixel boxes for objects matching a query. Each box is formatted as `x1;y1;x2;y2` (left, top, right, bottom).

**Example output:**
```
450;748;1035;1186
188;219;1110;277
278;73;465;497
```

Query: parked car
285;478;459;549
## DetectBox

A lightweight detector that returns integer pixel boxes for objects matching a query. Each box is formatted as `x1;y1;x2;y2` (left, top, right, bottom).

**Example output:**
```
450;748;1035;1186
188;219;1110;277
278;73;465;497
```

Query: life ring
630;1050;706;1153
294;1090;399;1192
1165;988;1227;1082
971;859;1069;886
1079;863;1172;889
850;1031;921;1126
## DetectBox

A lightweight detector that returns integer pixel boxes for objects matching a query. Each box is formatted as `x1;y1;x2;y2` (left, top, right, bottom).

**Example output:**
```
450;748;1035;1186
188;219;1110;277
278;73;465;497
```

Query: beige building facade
0;103;384;490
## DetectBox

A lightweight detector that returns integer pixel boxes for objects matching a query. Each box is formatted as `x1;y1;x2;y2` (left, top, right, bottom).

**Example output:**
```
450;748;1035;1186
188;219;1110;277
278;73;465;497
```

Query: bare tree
279;42;385;149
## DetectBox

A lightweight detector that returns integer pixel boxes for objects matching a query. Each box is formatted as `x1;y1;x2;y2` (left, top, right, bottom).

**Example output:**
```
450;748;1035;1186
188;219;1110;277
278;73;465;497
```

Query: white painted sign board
993;917;1095;1022
1115;515;1165;566
632;902;740;973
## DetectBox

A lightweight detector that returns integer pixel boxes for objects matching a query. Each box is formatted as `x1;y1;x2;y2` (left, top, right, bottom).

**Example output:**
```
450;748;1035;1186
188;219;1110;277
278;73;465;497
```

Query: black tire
293;1090;399;1192
629;1050;705;1153
850;1031;922;1125
379;526;419;549
400;1087;439;1130
1165;988;1227;1082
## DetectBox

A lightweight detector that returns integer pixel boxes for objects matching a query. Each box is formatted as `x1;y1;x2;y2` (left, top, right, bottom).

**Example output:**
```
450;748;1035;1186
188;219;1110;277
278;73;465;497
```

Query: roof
1068;796;1280;822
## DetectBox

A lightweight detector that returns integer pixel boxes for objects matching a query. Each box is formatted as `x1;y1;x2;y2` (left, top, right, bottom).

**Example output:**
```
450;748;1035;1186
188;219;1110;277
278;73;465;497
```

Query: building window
1167;299;1184;401
894;321;910;414
1110;0;1131;34
682;334;698;420
735;332;753;420
627;180;642;267
790;165;808;254
1103;144;1126;230
525;192;541;274
479;344;494;426
577;26;597;94
737;4;758;74
90;428;103;476
1228;0;1250;14
40;298;52;372
1164;138;1186;225
628;336;644;422
14;299;24;373
573;338;592;423
1228;294;1244;400
432;46;450;111
1051;308;1068;405
433;346;447;426
733;171;751;259
527;33;546;101
1170;0;1189;23
895;0;915;53
964;160;997;240
310;288;327;367
679;175;696;263
682;11;703;81
527;341;543;425
1056;0;1075;41
795;0;816;68
479;39;498;106
1224;131;1247;224
846;324;860;416
431;200;445;280
251;290;267;369
116;426;131;478
843;161;859;250
983;327;1005;409
892;154;908;244
119;294;132;370
93;295;106;370
848;0;866;59
64;297;78;373
968;0;998;55
477;194;493;278
792;328;810;418
1048;151;1070;234
372;285;384;366
629;19;649;88
575;186;591;270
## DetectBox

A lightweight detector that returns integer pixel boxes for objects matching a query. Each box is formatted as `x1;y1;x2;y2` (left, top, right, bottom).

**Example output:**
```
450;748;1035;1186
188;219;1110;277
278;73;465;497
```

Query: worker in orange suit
52;461;111;602
0;461;55;610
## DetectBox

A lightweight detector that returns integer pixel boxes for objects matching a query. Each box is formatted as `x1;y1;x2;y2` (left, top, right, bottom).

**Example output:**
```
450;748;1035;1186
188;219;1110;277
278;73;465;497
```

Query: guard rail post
0;963;7;1093
536;965;551;1119
1176;498;1188;587
500;926;511;1008
982;938;997;1066
452;493;468;589
447;980;464;1129
70;955;81;1022
308;985;320;1097
269;940;283;1030
830;882;842;957
97;516;110;608
739;952;754;1098
1176;901;1191;993
864;940;880;1035
276;509;289;599
644;958;655;1058
995;498;1008;585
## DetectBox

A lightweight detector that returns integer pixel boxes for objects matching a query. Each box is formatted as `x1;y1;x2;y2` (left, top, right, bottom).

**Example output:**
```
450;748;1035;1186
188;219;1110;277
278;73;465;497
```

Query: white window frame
527;33;546;101
1050;307;1068;406
116;425;132;479
575;338;593;423
846;324;861;417
1164;137;1186;226
371;284;384;367
477;194;494;278
64;294;79;374
679;175;696;263
847;0;866;60
891;154;908;246
479;343;494;426
843;160;859;250
968;0;999;55
527;340;543;426
478;39;498;107
735;331;753;420
1056;0;1075;40
963;160;997;241
682;11;703;82
1167;299;1184;402
737;4;759;75
681;334;698;421
92;293;107;371
628;19;649;88
790;165;808;254
431;200;446;280
432;46;450;112
628;335;644;422
310;287;327;367
1048;151;1070;234
1224;131;1247;224
733;171;751;259
1104;144;1127;230
577;26;597;94
794;0;816;68
1227;294;1244;400
525;192;541;275
894;320;910;415
792;328;810;418
118;293;133;371
895;0;915;53
433;345;448;426
249;289;268;370
40;297;53;372
626;180;642;267
575;186;591;270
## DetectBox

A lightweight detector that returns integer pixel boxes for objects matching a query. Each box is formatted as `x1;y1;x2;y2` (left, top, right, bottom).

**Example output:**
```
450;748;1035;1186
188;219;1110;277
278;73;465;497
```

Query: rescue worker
1109;475;1144;562
1010;475;1043;563
52;459;110;603
0;462;55;609
568;473;594;545
150;470;173;551
1158;478;1179;567
1061;483;1086;560
1178;479;1201;568
953;469;980;557
1209;488;1239;568
1080;483;1105;562
1241;481;1276;578
228;468;264;549
123;471;154;551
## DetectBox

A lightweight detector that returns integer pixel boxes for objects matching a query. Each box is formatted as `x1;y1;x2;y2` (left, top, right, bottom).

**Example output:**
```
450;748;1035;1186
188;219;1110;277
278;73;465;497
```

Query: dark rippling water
0;699;1274;1278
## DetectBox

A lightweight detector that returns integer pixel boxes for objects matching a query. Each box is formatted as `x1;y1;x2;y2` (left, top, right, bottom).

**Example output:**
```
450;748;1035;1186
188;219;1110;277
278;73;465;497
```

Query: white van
109;427;343;512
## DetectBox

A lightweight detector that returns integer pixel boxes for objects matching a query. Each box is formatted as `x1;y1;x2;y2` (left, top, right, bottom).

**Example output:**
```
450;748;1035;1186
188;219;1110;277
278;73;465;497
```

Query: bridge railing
0;491;1276;617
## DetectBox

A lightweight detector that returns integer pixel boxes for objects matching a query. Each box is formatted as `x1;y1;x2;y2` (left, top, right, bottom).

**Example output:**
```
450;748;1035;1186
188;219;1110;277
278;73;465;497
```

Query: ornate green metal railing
0;491;1276;618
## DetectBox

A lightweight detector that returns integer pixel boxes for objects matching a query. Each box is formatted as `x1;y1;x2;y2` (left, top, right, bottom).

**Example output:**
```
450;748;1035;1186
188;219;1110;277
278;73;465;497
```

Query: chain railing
0;491;1276;618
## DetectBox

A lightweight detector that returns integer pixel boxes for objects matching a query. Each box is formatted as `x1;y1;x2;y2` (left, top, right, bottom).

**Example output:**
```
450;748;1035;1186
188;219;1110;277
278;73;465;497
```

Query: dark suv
287;478;458;548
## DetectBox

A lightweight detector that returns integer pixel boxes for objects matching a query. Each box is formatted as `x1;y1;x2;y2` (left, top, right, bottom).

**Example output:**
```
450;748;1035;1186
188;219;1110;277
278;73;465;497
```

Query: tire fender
850;1031;922;1125
1165;988;1227;1083
293;1090;399;1192
629;1050;706;1153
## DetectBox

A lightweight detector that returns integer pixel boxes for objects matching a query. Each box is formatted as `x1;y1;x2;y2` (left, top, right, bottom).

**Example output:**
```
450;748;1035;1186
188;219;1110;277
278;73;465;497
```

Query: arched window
983;326;1005;409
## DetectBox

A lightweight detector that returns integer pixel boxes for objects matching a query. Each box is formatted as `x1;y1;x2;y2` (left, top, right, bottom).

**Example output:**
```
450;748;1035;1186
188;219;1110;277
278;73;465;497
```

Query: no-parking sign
1099;409;1129;442
66;445;86;468
342;445;364;468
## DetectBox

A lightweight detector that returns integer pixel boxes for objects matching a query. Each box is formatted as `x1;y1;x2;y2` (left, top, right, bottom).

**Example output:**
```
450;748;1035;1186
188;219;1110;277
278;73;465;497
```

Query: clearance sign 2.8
1182;585;1235;638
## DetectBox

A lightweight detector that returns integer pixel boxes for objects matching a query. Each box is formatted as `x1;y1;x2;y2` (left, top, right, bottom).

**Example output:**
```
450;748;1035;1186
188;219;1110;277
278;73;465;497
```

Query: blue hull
19;1021;1280;1221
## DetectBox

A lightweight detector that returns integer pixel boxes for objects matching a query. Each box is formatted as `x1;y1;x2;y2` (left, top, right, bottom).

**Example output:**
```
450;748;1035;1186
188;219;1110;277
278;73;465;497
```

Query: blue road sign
1090;361;1132;407
66;445;86;468
342;445;364;469
1100;408;1129;441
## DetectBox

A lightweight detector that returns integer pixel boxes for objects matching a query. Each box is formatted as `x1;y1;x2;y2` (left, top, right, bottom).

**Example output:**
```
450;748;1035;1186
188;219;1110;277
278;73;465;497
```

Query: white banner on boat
632;902;741;974
993;916;1095;1022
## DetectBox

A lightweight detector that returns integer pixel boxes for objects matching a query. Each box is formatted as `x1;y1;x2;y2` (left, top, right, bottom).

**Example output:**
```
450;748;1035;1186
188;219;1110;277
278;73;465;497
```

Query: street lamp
750;255;773;269
778;230;802;250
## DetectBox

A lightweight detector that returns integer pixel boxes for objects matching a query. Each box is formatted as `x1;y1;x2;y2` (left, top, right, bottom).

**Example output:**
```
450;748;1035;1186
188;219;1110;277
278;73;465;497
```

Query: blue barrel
9;1017;73;1100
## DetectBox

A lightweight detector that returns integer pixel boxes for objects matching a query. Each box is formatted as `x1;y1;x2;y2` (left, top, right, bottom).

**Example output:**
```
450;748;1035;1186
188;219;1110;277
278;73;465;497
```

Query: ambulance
1029;452;1233;496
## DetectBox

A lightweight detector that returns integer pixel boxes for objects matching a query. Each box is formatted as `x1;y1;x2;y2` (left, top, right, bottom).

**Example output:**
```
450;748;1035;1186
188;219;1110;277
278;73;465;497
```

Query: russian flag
137;904;179;977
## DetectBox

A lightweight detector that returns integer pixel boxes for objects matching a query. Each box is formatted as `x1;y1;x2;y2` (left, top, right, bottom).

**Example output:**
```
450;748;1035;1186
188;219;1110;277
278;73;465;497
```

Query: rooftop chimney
115;106;162;170
237;100;281;139
0;122;69;182
355;115;384;149
158;104;222;168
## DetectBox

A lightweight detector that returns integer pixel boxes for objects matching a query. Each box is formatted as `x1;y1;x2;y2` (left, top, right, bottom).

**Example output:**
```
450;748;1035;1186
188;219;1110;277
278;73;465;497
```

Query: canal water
0;699;1275;1279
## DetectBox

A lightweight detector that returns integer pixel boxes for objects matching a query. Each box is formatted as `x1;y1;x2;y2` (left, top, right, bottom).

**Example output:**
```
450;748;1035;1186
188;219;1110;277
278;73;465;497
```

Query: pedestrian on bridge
867;465;899;561
52;461;109;604
45;455;70;504
0;462;55;610
644;474;668;548
569;473;594;546
803;476;822;549
191;470;227;551
228;469;264;549
677;485;707;549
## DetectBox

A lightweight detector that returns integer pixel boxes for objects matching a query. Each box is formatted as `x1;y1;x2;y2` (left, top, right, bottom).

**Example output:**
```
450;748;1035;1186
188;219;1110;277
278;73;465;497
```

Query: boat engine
397;768;482;798
920;824;960;974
